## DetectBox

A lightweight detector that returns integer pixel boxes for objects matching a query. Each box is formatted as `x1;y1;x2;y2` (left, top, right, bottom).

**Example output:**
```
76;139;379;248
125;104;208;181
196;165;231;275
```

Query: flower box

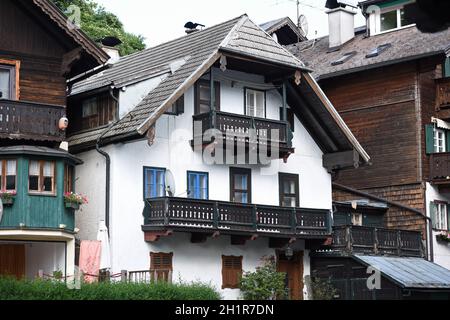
436;232;450;244
1;197;14;207
65;202;80;210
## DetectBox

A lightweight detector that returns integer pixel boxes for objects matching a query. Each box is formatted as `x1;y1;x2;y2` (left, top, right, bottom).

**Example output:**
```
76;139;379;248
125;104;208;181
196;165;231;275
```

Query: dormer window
368;0;414;35
79;92;117;131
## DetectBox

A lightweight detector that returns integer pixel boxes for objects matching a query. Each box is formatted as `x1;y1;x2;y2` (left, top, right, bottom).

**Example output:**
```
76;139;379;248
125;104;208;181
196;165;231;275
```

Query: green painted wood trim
444;57;450;78
378;0;411;9
430;202;437;229
425;124;435;155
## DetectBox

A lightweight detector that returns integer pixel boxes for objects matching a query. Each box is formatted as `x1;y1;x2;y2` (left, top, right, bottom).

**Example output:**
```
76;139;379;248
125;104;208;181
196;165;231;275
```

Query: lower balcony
0;99;65;142
315;226;424;258
192;111;294;162
142;197;331;243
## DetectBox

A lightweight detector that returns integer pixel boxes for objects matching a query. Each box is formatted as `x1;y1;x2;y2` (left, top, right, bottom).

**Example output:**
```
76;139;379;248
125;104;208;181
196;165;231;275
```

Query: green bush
310;277;338;300
240;256;288;300
0;277;221;300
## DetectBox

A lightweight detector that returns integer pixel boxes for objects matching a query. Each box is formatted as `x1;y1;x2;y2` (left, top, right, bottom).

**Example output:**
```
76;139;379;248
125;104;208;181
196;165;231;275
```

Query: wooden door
0;245;25;279
277;251;304;300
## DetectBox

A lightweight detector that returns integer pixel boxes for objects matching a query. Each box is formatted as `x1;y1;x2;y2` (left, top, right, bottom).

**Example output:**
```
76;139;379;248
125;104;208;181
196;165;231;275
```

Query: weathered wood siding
0;0;67;106
321;62;419;189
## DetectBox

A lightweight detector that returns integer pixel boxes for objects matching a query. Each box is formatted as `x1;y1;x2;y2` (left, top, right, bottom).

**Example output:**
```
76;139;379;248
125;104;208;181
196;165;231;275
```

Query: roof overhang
0;146;83;165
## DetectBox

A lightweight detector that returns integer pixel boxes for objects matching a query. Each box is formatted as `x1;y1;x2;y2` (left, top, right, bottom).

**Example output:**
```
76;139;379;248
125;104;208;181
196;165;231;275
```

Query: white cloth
97;220;111;270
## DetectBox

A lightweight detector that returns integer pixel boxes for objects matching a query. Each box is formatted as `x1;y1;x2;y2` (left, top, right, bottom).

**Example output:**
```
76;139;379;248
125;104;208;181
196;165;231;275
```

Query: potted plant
0;190;16;207
64;192;88;211
436;231;450;244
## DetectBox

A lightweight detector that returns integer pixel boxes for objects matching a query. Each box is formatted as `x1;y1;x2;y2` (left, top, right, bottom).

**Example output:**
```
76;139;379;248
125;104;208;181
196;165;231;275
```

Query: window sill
371;24;416;37
28;192;57;197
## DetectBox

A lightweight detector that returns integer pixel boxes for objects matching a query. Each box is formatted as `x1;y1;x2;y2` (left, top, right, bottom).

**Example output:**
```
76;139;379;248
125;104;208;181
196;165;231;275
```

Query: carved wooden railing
193;111;292;148
127;269;173;283
330;226;424;257
430;152;450;181
143;197;331;238
0;99;65;141
436;77;450;110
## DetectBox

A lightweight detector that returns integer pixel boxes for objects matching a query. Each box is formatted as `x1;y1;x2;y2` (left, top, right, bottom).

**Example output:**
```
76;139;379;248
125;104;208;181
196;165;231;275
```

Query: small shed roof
354;255;450;290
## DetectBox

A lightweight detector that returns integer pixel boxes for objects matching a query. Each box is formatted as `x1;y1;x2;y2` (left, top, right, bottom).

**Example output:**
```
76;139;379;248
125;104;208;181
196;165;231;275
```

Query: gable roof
288;25;450;80
354;255;450;290
31;0;109;67
68;15;369;164
260;17;307;45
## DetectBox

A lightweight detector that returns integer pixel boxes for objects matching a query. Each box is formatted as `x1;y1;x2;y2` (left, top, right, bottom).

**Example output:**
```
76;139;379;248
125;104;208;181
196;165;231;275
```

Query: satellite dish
298;15;309;38
165;170;176;197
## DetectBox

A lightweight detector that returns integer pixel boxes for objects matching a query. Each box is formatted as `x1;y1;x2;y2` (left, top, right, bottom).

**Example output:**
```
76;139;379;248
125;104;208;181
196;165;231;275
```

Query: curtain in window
0;69;11;99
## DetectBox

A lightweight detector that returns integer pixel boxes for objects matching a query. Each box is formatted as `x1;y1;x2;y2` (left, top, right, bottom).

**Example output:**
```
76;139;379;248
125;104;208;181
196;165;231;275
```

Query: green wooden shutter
425;124;435;154
447;204;450;231
430;202;437;229
444;57;450;78
446;131;450;152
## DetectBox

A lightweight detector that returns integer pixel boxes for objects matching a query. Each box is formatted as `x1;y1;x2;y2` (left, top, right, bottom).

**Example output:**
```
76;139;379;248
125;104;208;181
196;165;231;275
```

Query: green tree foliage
51;0;145;56
240;256;288;300
310;277;338;300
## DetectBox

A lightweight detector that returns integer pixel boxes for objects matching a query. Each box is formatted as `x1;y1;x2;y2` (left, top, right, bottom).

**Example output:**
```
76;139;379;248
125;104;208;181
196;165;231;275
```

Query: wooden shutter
447;204;450;231
430;202;437;229
150;252;173;282
425;124;435;154
445;131;450;152
222;255;243;289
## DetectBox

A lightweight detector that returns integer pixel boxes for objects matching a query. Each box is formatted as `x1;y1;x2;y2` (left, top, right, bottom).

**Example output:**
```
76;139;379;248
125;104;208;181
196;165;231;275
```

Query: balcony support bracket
144;230;173;243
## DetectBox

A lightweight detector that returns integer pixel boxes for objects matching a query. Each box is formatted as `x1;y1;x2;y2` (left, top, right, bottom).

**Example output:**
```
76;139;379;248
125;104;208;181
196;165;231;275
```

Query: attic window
331;51;357;66
366;44;392;58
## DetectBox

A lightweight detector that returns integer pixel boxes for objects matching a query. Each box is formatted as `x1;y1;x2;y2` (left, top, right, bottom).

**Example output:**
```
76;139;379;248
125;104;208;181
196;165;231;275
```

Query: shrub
240;256;288;300
0;277;221;300
310;277;338;300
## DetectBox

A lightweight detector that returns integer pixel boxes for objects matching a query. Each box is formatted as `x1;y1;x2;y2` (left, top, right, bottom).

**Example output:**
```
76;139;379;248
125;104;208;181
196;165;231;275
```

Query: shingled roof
288;25;450;80
68;14;370;164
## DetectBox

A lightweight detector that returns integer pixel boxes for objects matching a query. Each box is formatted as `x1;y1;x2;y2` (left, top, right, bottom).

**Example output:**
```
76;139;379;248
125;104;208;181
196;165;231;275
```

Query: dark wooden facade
321;56;447;233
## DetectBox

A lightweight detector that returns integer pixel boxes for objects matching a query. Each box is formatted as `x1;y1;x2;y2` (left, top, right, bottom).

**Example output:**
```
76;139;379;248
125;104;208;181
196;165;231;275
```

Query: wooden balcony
0;99;65;142
142;197;331;242
430;152;450;187
436;77;450;110
315;226;424;258
192;111;294;161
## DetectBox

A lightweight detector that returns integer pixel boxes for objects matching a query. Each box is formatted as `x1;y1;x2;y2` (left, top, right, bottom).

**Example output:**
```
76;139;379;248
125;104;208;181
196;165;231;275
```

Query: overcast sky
95;0;366;47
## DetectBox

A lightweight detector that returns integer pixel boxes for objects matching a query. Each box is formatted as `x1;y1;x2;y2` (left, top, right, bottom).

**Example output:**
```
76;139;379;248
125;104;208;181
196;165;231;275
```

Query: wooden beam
323;149;360;172
144;230;173;242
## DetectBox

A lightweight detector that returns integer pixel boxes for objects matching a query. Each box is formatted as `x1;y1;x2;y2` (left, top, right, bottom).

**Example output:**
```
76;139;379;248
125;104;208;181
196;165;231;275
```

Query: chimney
101;45;120;63
326;7;356;49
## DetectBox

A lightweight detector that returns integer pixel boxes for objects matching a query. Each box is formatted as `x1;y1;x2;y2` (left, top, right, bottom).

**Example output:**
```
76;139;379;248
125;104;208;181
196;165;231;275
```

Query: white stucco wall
425;182;450;270
25;242;66;279
75;68;332;299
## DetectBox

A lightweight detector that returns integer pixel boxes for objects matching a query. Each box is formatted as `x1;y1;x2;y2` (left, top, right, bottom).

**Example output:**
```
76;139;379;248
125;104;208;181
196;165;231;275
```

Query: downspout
333;183;434;262
95;87;119;234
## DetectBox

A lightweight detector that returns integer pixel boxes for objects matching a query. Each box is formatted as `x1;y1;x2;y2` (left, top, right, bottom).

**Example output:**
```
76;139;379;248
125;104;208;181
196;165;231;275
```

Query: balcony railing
0;99;65;141
193;111;293;149
143;197;331;238
436;77;450;110
430;152;450;182
322;226;424;258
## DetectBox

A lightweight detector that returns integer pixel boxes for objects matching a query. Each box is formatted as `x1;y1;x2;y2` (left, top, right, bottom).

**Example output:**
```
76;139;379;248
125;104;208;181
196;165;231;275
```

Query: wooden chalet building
0;0;108;280
286;0;450;299
65;15;370;300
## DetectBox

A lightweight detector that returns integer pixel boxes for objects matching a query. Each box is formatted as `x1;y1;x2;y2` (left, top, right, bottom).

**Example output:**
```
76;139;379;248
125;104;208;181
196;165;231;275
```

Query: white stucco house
66;15;369;300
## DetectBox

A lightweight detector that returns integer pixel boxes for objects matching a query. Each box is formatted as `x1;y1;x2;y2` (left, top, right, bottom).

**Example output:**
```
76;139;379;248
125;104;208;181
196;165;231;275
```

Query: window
222;256;242;289
165;96;185;115
434;128;446;153
0;160;17;191
150;252;173;282
444;57;450;78
245;89;265;118
366;44;392;58
0;64;15;100
80;93;117;130
279;107;295;132
279;173;299;207
380;9;398;32
187;171;208;200
144;167;166;199
331;51;357;66
64;165;74;193
431;202;449;231
82;97;98;118
230;168;251;204
29;160;55;194
352;213;363;226
195;80;220;115
370;1;414;35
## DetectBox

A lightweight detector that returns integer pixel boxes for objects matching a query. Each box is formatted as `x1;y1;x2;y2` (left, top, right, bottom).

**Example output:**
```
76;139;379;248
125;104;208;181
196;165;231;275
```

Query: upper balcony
429;152;450;188
142;197;331;243
0;99;66;142
314;225;424;258
436;77;450;111
192;111;294;161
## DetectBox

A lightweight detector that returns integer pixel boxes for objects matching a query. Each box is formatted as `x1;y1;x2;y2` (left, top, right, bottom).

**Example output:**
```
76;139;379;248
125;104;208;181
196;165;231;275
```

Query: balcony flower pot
0;191;16;207
436;232;450;244
1;197;14;207
65;201;80;211
64;192;88;212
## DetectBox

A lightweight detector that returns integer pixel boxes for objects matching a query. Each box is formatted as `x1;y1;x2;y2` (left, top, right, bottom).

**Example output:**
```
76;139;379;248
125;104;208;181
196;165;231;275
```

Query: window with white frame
369;1;414;35
245;89;265;118
352;213;363;226
434;128;446;153
433;202;448;231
